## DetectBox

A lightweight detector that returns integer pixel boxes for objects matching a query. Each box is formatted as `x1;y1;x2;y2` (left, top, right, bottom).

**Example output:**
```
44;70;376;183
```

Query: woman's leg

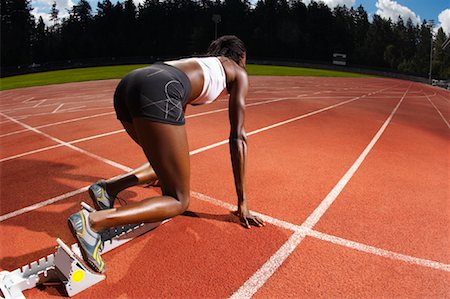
96;121;159;198
89;118;190;231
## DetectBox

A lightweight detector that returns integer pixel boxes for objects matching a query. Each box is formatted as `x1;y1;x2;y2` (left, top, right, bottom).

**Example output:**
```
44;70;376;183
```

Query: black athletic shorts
114;63;191;125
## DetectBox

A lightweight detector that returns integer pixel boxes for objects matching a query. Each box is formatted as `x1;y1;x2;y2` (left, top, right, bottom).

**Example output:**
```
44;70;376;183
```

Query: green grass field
0;64;373;91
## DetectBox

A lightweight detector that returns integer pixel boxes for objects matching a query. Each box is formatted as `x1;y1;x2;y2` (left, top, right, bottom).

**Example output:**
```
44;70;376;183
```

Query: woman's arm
228;69;265;228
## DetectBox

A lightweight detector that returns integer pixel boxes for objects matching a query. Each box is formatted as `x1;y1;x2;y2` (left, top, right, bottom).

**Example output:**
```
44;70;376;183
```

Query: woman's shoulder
218;56;247;82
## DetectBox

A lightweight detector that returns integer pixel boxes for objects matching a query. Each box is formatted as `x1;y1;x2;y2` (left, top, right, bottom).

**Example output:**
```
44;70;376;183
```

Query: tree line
1;0;449;78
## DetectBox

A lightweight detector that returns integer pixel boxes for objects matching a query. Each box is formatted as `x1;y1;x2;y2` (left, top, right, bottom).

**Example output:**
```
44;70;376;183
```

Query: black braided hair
207;35;246;65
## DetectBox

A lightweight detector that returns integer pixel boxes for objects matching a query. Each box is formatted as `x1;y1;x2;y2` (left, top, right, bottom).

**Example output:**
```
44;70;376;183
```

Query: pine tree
433;28;450;79
50;1;59;27
1;0;35;67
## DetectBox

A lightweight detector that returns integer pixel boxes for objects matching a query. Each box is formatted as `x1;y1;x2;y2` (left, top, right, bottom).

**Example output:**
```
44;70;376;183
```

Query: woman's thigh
132;118;190;203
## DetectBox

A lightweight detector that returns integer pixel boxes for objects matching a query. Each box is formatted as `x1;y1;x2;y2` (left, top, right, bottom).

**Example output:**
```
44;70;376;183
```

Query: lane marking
0;92;357;161
424;94;450;130
0;112;116;138
0;129;126;163
308;230;450;272
1;144;63;162
33;99;47;108
3;83;448;281
51;103;64;113
300;86;408;229
8;83;437;276
0;84;395;218
191;86;394;155
0;116;28;124
1;80;386;133
191;191;300;232
13;106;113;119
230;231;306;299
0;95;297;138
0;187;89;222
0;112;131;172
192;192;450;273
54;105;87;113
229;84;412;298
0;98;111;113
1;87;390;162
0;87;346;138
22;97;35;103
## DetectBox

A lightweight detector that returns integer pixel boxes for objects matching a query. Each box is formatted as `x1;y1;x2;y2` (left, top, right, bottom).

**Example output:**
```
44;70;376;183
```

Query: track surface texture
0;76;449;298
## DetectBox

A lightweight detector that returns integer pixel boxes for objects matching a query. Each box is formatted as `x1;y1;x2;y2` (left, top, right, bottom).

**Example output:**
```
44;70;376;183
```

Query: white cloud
31;0;72;25
30;0;145;25
302;0;356;8
437;9;450;35
375;0;421;24
133;0;145;6
31;7;52;24
32;0;73;12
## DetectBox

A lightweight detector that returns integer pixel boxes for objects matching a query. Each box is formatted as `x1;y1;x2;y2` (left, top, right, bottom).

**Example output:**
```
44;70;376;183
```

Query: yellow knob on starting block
71;269;85;282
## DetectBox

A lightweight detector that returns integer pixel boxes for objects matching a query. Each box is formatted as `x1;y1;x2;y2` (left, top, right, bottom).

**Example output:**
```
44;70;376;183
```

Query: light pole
212;14;221;39
426;20;434;84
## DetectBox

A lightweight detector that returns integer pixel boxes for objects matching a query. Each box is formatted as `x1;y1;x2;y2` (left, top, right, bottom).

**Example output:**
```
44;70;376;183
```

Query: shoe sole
67;218;105;274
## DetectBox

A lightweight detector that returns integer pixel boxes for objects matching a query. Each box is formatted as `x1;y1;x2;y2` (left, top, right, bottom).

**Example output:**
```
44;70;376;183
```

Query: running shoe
89;180;114;210
68;209;106;273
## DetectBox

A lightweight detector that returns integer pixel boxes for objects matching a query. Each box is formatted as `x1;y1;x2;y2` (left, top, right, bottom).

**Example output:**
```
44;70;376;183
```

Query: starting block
0;202;166;298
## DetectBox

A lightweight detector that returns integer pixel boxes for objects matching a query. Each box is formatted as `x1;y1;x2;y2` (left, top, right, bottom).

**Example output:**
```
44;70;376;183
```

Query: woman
68;35;264;274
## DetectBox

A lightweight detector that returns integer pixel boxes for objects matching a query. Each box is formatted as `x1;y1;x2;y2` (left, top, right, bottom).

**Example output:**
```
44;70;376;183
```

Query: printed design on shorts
146;69;165;78
141;80;184;121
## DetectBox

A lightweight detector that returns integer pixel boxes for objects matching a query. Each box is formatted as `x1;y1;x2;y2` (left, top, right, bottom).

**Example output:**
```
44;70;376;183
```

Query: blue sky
31;0;450;33
355;0;448;22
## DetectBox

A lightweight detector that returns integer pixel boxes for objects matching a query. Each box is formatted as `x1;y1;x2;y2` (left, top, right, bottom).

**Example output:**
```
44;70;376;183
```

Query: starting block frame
0;203;166;299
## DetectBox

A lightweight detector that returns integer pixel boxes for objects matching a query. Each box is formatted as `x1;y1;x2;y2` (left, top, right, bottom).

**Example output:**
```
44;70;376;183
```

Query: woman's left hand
235;208;265;229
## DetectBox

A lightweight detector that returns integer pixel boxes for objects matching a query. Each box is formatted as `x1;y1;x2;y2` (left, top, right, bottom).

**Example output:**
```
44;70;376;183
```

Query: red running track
0;76;449;298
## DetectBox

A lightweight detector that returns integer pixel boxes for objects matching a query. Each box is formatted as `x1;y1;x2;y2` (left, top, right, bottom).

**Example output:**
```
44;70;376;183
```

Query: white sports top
167;57;228;105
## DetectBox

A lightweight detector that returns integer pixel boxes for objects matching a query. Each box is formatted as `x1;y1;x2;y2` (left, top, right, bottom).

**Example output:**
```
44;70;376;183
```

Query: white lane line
0;95;294;138
1;144;63;162
54;105;86;113
51;103;64;113
191;86;394;155
5;182;447;275
308;230;450;272
424;94;450;130
300;86;408;229
11;107;114;120
0;85;391;217
3;84;449;277
0;112;131;172
247;96;358;137
0;89;333;138
33;99;47;108
192;191;450;273
0;99;110;113
190;97;357;155
187;95;306;118
0;187;89;222
0;129;125;163
22;97;35;103
190;191;299;232
1;83;397;216
1;89;378;162
1;81;379;131
229;85;411;299
0;116;28;124
0;112;116;138
1;96;296;161
230;231;306;299
1;92;356;162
